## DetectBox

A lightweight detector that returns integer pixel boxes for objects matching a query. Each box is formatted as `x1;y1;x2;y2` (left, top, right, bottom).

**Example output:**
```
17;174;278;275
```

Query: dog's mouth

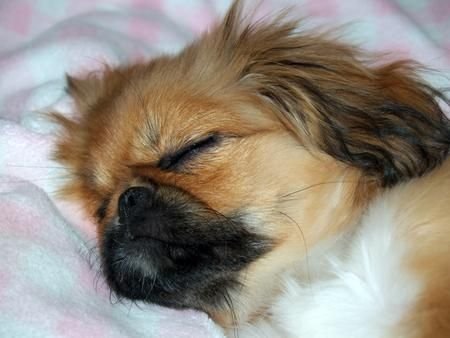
100;184;272;311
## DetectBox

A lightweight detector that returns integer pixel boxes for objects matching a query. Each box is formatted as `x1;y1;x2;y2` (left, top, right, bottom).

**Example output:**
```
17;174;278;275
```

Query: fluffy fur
52;1;450;337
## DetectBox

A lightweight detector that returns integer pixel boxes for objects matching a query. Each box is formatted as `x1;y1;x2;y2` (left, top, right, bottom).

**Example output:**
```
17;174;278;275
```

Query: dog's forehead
111;83;279;160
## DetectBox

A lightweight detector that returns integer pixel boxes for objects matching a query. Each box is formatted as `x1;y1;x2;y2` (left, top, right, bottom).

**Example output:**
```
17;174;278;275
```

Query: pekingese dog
52;1;450;337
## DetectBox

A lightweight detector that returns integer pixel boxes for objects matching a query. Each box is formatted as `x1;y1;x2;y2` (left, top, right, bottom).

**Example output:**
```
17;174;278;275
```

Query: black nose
118;186;153;222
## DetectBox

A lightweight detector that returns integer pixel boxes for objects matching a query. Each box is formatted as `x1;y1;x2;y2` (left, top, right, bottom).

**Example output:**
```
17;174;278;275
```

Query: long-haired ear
257;56;450;187
64;69;114;113
65;74;103;109
212;3;450;187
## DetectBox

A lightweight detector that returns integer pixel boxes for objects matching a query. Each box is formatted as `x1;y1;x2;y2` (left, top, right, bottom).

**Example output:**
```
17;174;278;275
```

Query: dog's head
53;1;450;326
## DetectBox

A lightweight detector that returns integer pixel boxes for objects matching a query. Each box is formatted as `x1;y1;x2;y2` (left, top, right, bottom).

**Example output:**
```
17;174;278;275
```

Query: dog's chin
101;217;271;311
101;230;232;309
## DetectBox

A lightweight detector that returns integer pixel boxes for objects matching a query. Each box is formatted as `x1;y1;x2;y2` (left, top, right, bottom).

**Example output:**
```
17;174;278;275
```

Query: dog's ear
50;72;106;167
212;2;450;187
249;56;450;187
64;62;136;111
66;74;101;108
65;71;111;112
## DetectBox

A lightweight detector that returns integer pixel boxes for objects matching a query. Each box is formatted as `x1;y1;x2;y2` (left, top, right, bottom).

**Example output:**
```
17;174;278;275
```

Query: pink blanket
0;1;449;337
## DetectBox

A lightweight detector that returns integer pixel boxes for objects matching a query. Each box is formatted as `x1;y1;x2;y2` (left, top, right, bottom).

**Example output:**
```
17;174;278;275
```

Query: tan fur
380;160;450;338
51;1;450;335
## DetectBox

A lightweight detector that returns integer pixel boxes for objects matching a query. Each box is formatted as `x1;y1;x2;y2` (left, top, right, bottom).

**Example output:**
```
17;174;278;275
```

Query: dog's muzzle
101;182;272;310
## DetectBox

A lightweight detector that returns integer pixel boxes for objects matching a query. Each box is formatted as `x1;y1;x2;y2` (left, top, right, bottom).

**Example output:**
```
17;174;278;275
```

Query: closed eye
158;134;221;170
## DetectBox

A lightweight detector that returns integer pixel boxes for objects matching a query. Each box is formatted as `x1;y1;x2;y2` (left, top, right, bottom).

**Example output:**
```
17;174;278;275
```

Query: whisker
77;239;107;294
127;299;134;315
111;257;127;268
134;300;144;311
109;289;122;306
144;271;158;303
94;269;106;292
80;239;100;265
223;289;239;338
46;189;66;195
6;164;70;169
277;211;312;288
0;176;70;183
280;180;356;199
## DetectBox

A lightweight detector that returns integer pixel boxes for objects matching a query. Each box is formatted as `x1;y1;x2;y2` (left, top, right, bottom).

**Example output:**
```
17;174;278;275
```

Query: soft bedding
0;0;449;337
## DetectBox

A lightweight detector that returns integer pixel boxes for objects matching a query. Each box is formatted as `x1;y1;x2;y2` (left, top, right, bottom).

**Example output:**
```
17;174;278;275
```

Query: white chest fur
237;197;422;338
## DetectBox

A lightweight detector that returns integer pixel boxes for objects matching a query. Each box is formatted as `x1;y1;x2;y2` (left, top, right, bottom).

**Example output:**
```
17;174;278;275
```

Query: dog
52;1;450;337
